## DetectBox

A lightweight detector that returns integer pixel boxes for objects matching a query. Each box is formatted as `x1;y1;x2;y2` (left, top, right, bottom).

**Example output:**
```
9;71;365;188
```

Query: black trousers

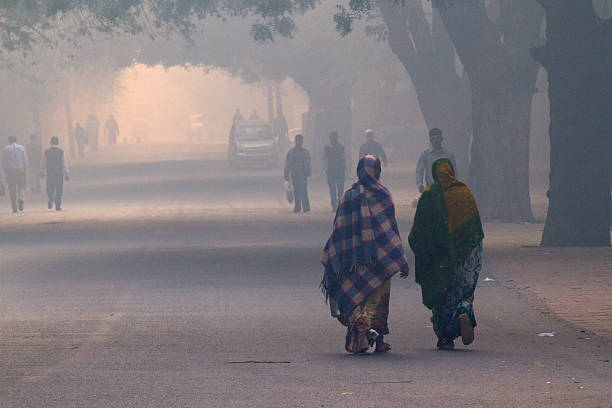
326;171;345;208
47;174;64;209
292;178;310;212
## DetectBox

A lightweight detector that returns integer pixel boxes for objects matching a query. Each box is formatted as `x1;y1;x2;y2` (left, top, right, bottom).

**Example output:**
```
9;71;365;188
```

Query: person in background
42;136;69;211
26;133;42;193
359;129;387;166
105;114;120;145
321;155;409;354
416;128;457;193
2;136;28;213
250;110;260;120
74;123;88;158
284;134;311;213
323;131;346;211
232;108;244;126
86;114;100;152
409;158;483;350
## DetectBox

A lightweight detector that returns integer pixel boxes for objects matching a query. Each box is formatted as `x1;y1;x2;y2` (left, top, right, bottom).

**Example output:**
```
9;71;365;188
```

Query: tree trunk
266;82;274;124
32;105;42;139
469;78;535;220
274;83;284;116
532;0;611;246
64;91;75;158
378;1;472;174
437;0;543;221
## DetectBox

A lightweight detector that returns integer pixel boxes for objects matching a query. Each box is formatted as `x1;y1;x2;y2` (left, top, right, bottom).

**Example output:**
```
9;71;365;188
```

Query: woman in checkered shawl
321;155;409;354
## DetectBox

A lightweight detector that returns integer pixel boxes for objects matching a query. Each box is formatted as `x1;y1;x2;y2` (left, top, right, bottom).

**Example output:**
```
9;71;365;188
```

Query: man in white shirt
2;136;28;212
416;128;457;193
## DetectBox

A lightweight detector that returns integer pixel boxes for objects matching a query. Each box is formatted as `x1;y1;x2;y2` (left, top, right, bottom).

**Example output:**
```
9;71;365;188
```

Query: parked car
227;121;279;168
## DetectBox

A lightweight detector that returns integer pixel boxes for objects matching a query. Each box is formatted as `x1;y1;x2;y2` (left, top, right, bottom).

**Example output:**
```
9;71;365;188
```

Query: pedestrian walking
321;155;410;354
416;128;457;193
323;131;346;211
2;136;28;213
283;134;311;213
105;114;120;145
74;123;88;158
358;129;387;166
42;136;69;211
408;158;484;350
26;134;42;193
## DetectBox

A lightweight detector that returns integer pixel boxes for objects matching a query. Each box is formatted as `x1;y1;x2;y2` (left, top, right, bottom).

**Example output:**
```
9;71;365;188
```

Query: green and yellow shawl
408;158;484;309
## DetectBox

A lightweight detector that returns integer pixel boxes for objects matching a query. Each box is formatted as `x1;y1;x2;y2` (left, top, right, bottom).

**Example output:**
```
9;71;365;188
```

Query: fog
0;1;610;406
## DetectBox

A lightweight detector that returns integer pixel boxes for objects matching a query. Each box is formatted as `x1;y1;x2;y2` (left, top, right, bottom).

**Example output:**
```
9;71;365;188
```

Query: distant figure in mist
105;115;119;145
232;108;244;126
86;114;100;152
416;128;457;193
273;113;289;152
321;155;409;354
74;123;88;158
250;110;260;120
323;131;346;211
409;158;483;350
42;136;69;211
284;134;311;213
2;136;28;213
359;130;387;167
26;134;42;193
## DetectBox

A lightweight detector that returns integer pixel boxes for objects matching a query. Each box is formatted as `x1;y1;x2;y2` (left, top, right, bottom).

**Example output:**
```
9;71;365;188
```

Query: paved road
1;144;610;407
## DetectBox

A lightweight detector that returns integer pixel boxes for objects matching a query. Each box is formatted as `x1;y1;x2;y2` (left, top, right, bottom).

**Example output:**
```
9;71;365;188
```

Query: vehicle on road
227;121;279;168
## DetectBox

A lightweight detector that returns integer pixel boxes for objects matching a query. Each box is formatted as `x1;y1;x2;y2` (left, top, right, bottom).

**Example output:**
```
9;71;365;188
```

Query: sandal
436;338;454;350
458;313;474;345
375;342;392;353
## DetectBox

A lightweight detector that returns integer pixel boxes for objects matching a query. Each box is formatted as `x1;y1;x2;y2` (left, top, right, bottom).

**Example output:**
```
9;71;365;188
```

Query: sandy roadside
484;222;612;341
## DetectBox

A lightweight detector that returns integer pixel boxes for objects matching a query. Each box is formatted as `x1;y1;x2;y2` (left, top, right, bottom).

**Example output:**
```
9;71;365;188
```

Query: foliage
0;0;321;53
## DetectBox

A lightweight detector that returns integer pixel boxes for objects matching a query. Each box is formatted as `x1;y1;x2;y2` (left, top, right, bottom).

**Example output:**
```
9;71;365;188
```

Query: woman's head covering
408;158;484;309
357;154;381;183
321;155;408;316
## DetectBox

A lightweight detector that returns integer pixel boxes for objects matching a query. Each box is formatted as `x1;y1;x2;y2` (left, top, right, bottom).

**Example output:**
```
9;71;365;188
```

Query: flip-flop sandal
375;343;392;353
459;313;474;345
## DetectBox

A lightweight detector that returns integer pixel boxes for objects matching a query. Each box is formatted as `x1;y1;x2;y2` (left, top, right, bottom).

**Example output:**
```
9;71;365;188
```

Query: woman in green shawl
407;158;484;349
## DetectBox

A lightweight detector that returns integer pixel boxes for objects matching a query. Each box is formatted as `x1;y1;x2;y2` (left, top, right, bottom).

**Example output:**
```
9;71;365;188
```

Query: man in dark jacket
284;134;311;213
42;136;69;211
359;129;387;166
324;131;346;211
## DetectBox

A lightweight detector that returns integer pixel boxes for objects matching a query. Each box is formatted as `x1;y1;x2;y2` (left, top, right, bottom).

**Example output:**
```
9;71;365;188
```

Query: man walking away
86;114;100;152
26;134;42;193
105;114;120;145
2;136;28;213
359;129;387;166
416;128;457;193
42;136;69;211
74;123;88;158
284;134;311;213
324;131;346;211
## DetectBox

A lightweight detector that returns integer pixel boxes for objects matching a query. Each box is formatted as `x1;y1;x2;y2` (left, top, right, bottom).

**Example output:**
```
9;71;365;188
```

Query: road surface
1;143;610;407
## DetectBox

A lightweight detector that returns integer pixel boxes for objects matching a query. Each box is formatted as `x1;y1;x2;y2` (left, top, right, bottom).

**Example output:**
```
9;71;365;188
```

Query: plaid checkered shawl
321;155;409;316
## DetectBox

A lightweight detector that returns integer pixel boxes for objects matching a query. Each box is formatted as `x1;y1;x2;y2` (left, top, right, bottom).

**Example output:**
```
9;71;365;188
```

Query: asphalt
0;143;610;407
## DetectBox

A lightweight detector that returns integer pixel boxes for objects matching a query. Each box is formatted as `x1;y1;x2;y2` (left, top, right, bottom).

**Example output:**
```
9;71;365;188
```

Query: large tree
531;0;611;246
337;0;472;177
338;0;544;221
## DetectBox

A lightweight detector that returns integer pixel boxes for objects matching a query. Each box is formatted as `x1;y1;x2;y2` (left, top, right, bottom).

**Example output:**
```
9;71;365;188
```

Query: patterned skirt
431;244;483;343
344;276;391;353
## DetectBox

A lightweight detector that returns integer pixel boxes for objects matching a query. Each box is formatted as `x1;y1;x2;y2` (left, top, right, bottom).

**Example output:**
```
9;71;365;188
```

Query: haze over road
1;144;610;407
